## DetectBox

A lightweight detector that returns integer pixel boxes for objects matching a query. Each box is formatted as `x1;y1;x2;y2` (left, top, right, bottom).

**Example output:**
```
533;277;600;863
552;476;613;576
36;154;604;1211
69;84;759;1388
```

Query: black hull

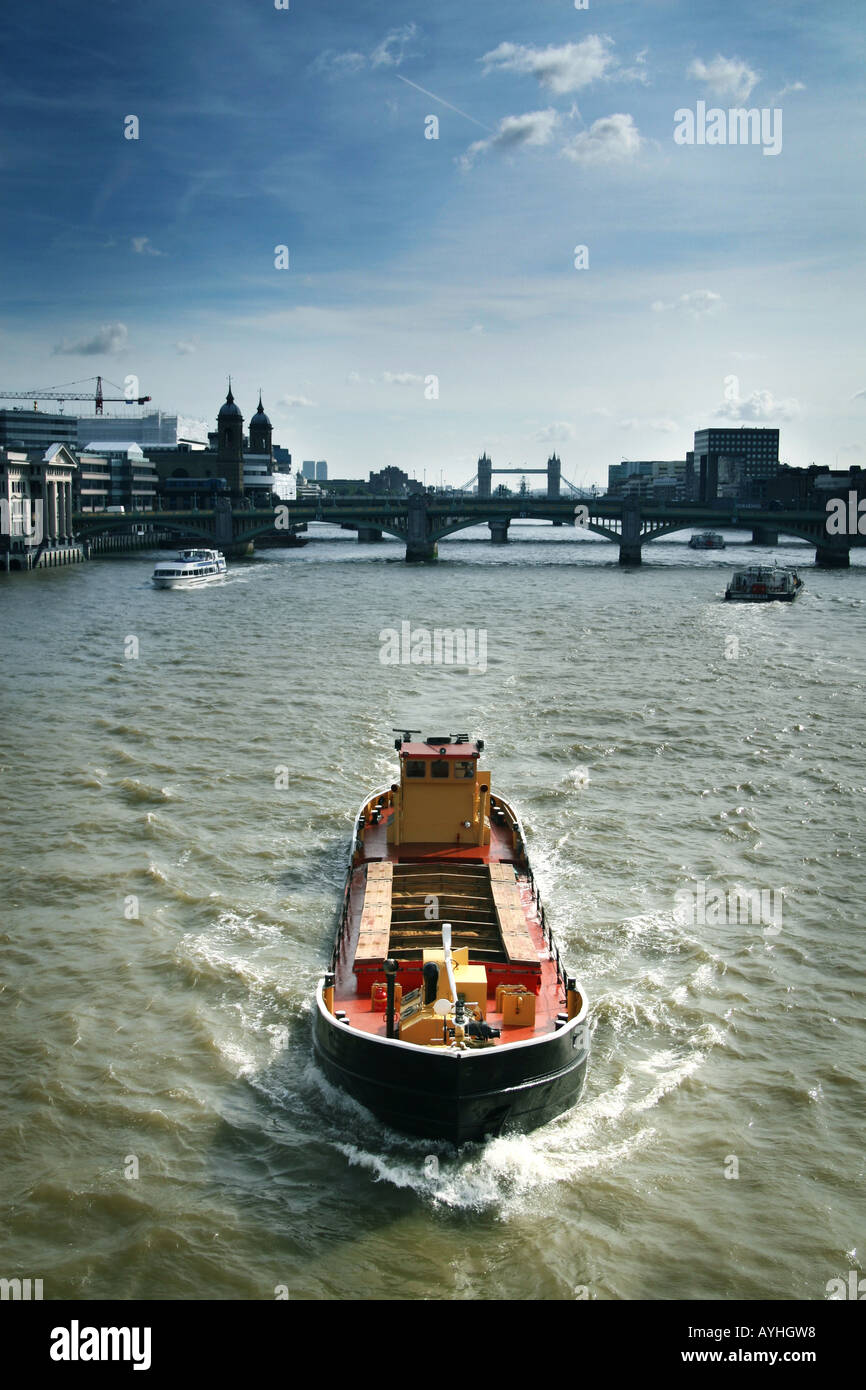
313;991;590;1145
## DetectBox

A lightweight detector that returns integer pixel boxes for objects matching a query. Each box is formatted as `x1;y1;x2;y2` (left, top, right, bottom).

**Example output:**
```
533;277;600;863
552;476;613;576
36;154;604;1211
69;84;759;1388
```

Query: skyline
1;1;864;484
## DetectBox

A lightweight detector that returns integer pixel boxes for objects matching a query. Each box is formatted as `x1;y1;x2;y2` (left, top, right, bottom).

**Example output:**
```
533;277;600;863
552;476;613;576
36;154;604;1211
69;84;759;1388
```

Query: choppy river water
1;527;864;1300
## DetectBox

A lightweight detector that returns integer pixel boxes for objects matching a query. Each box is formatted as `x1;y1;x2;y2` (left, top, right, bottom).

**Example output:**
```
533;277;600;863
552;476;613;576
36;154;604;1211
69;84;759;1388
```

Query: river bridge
72;493;861;566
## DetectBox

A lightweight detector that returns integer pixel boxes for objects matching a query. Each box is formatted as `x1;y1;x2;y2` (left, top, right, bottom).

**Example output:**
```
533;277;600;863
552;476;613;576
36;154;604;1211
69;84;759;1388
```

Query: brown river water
1;527;864;1300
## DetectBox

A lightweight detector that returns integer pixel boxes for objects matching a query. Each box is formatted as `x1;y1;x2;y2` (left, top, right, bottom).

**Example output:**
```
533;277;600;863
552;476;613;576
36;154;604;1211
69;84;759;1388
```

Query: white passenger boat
151;548;227;588
724;564;803;602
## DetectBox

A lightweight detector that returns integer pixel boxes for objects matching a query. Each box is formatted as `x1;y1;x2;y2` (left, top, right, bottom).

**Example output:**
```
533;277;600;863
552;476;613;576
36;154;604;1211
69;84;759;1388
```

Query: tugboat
151;548;227;588
313;733;590;1145
724;564;803;602
689;531;726;549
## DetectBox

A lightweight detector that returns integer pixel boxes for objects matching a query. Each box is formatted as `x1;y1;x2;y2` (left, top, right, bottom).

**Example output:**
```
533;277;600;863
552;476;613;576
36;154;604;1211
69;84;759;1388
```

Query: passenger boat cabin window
405;760;426;778
431;759;449;778
454;760;475;779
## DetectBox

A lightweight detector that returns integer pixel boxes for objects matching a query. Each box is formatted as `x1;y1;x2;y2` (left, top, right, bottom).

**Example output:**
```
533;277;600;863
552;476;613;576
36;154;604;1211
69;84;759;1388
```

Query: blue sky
1;0;864;484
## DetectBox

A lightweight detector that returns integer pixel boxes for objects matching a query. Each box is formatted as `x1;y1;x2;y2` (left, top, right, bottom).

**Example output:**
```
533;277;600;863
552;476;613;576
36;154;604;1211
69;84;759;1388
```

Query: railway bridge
72;493;862;566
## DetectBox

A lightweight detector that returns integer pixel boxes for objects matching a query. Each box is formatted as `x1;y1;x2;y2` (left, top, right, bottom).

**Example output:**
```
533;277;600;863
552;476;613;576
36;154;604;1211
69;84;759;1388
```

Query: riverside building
694;427;780;503
0;443;83;569
148;386;277;505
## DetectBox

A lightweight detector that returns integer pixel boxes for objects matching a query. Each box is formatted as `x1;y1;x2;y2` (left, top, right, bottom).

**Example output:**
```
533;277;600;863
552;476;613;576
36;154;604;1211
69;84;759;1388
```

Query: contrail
395;75;493;132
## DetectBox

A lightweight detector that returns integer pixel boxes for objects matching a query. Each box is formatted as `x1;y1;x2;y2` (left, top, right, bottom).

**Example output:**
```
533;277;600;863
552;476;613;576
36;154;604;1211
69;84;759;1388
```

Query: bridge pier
405;539;437;562
357;527;384;543
619;496;642;565
815;543;850;568
488;520;509;544
751;526;779;545
405;494;437;562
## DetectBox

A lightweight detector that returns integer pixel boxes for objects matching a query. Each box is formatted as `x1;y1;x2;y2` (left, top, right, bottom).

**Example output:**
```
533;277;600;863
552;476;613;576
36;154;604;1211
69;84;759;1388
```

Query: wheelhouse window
454;760;475;779
405;760;426;778
431;759;449;779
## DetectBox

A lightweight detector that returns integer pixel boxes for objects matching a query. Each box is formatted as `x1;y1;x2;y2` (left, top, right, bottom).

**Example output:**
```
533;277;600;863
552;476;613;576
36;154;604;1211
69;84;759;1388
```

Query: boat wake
292;889;730;1214
324;1076;662;1214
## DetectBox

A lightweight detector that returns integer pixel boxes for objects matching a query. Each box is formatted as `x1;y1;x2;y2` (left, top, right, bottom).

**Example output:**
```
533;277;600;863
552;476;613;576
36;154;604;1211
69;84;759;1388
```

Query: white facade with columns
0;443;79;567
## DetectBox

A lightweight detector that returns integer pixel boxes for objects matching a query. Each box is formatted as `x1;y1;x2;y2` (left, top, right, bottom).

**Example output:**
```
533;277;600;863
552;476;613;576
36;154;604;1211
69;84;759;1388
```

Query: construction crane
0;376;152;415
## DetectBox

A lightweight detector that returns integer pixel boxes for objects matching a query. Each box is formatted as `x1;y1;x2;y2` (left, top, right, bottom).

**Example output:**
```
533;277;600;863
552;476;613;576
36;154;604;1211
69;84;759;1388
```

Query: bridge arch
429;512;623;545
76;516;218;544
300;513;410;545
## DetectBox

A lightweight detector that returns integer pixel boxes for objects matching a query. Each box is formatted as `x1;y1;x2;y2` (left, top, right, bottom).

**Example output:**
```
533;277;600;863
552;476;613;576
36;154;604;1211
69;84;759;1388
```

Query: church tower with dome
248;392;273;460
217;382;244;494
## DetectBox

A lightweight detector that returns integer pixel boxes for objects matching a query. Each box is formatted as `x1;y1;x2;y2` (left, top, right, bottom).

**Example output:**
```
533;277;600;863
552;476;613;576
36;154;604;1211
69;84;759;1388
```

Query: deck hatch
386;863;505;960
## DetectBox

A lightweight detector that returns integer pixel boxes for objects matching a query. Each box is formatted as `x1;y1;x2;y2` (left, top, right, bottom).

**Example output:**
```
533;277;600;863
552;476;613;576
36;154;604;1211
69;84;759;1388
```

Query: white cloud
383;371;423;386
175;340;196;355
562;113;642;165
461;109;559;169
469;323;484;335
312;50;366;76
534;421;576;443
131;235;163;256
715;390;800;421
371;23;417;69
852;388;866;401
619;417;679;433
688;55;759;102
315;23;417;76
347;370;364;383
481;36;616;94
620;50;650;85
773;81;805;100
651;290;723;318
53;322;128;356
278;393;316;408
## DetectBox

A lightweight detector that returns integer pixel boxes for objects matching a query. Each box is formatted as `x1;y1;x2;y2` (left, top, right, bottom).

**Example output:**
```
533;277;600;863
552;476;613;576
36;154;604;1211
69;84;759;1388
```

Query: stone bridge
73;493;863;566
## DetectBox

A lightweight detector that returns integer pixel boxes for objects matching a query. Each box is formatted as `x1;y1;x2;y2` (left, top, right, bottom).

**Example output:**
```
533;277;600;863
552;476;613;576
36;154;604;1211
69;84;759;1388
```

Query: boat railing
500;796;570;993
331;862;354;970
530;884;566;993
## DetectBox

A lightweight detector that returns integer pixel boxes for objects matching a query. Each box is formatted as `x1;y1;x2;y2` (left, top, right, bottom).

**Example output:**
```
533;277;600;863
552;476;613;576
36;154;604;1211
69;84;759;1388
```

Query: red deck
333;807;566;1046
360;809;517;864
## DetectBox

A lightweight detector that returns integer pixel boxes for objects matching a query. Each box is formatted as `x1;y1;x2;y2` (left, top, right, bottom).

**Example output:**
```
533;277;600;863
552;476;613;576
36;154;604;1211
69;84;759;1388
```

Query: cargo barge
313;733;590;1145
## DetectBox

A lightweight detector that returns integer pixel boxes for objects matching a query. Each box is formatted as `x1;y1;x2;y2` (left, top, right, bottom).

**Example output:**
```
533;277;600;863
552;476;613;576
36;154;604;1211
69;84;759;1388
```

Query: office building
75;411;182;450
693;427;779;503
76;442;159;511
0;408;79;453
